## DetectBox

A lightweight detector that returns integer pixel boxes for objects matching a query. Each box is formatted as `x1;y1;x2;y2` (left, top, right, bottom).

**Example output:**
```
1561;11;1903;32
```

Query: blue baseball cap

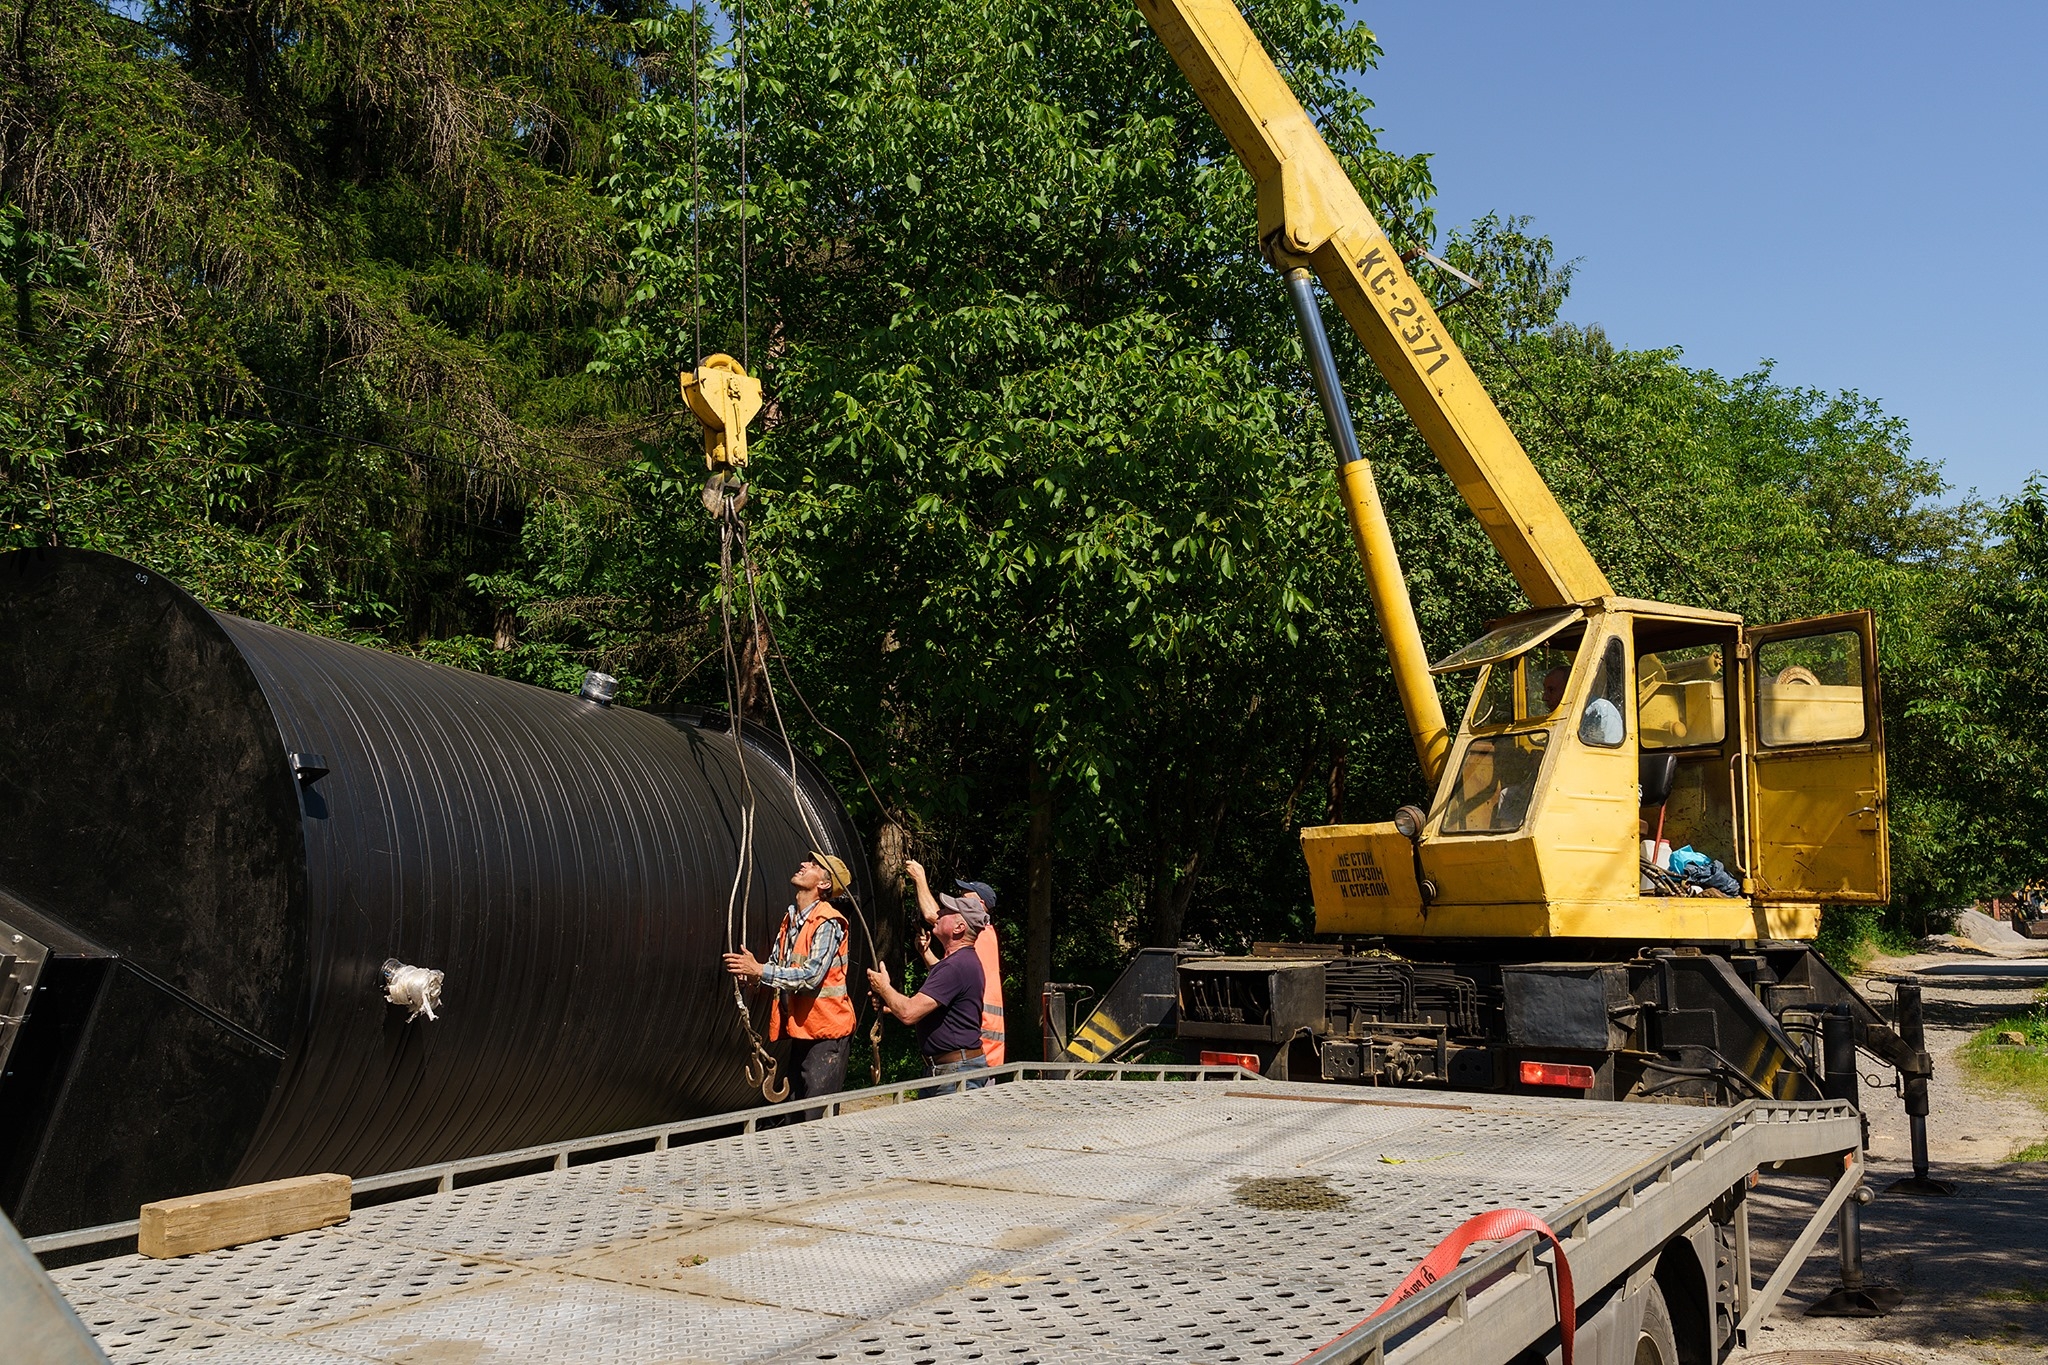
954;879;998;910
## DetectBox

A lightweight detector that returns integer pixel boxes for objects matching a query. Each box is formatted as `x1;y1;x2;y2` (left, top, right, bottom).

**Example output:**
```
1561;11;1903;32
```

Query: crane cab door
1742;611;1888;903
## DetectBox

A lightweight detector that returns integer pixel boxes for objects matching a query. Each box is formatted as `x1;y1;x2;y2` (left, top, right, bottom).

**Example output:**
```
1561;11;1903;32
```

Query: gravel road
1737;925;2048;1364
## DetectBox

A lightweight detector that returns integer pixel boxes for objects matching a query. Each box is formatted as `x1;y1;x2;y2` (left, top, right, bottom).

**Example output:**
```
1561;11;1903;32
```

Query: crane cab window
1444;637;1578;835
1446;727;1549;834
1756;631;1866;746
1638;644;1727;750
1468;639;1575;728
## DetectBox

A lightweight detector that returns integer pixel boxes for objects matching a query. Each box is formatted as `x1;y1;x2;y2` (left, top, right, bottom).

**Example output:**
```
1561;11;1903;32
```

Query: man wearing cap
724;852;855;1117
868;891;988;1083
905;860;1006;1065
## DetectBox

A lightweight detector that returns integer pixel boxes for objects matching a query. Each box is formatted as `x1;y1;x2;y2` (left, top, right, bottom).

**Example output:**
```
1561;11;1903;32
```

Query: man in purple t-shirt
868;894;988;1083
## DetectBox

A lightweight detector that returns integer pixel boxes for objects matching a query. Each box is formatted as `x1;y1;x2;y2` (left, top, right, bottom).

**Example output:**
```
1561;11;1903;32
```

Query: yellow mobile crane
1050;1;1942;1185
1140;0;1884;936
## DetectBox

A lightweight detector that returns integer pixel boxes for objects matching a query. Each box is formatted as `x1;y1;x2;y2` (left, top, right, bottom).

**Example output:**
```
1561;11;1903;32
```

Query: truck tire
1636;1281;1678;1365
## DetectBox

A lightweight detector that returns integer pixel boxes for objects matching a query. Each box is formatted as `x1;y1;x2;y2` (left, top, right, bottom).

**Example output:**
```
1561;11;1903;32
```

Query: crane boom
1136;0;1612;609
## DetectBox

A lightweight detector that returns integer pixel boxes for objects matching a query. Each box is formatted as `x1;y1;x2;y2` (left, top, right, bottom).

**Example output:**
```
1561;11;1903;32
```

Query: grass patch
1814;906;1919;974
1960;1010;2048;1154
1984;1280;2048;1304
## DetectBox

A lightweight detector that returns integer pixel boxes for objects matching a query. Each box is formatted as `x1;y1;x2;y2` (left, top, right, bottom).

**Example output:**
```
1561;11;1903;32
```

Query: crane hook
747;1052;790;1104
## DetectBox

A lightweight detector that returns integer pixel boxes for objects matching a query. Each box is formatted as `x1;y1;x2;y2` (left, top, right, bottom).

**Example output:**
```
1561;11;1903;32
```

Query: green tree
1903;479;2048;912
4;0;2009;1011
603;0;1436;1019
1;0;664;655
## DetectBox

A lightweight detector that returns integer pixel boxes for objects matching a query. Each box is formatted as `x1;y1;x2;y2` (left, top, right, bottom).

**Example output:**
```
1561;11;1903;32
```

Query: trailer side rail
1303;1099;1860;1363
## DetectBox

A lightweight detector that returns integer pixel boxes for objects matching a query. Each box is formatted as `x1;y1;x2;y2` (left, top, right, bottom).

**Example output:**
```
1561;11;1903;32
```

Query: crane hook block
681;354;764;472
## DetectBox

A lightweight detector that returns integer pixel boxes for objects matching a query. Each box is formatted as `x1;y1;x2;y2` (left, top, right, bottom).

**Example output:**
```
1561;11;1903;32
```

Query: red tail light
1201;1050;1261;1074
1519;1060;1596;1089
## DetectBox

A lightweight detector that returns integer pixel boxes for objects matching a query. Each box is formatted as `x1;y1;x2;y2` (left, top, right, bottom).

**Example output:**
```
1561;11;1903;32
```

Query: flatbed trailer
24;1065;1866;1365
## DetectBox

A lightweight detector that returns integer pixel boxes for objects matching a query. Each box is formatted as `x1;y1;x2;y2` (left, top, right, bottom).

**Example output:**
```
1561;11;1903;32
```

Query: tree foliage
1;0;668;658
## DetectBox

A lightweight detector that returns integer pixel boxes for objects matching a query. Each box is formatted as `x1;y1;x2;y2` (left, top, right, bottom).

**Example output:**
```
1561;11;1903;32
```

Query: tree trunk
1145;840;1173;948
736;608;772;720
1025;757;1054;1060
865;820;907;1087
870;819;906;975
1146;794;1228;949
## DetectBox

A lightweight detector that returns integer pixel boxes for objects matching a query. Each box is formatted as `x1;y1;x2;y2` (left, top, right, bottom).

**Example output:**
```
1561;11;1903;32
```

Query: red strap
1294;1208;1575;1365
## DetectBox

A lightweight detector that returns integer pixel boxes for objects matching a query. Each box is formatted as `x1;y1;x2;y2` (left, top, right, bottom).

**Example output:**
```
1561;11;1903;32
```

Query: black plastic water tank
0;548;866;1235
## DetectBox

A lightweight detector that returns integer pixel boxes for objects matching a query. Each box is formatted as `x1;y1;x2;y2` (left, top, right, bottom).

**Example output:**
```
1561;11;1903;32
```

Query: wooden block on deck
139;1173;351;1258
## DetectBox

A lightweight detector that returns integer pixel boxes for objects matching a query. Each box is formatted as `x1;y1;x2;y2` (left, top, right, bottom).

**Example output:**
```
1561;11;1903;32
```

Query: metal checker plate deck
54;1081;1732;1364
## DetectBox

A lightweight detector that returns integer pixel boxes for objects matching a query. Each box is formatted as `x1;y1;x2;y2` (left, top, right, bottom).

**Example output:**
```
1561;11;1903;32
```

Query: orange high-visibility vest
767;901;853;1041
975;925;1005;1065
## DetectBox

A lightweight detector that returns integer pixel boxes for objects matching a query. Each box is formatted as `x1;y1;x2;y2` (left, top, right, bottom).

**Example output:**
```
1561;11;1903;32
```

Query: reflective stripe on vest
769;902;854;1041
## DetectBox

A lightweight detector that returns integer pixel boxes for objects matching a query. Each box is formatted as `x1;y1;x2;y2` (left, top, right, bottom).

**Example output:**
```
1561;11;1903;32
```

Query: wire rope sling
674;0;901;1100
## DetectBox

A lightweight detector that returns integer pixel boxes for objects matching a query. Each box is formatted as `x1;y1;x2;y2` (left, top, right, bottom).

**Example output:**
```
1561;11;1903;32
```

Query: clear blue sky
1350;1;2045;504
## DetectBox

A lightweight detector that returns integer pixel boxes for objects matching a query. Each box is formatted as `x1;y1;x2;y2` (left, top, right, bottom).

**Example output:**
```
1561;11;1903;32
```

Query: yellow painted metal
1063;1008;1131;1064
1312;612;1642;935
1337;455;1451;785
1300;822;1425;924
1134;0;1610;609
1304;603;1813;943
1317;894;1814;942
1744;611;1889;904
1306;601;1874;940
681;353;763;471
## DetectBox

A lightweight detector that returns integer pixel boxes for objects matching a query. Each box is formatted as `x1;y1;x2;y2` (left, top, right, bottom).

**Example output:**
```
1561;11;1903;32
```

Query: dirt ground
1736;922;2048;1364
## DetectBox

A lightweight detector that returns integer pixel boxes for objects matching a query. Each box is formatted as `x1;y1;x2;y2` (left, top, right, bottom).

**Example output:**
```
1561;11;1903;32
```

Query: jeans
783;1035;851;1123
925;1052;990;1091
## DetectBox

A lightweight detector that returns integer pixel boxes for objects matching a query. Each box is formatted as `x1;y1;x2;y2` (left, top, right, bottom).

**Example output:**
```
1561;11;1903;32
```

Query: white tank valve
382;959;444;1022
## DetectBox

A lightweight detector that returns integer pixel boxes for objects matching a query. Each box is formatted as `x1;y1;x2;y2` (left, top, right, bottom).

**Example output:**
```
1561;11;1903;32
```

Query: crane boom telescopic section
1135;0;1611;610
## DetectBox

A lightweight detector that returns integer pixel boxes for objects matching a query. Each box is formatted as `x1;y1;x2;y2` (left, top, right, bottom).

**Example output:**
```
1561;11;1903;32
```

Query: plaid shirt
761;901;847;992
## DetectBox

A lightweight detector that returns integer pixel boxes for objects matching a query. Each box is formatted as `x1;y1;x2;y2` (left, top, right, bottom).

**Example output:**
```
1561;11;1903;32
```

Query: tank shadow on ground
1912;995;2047;1031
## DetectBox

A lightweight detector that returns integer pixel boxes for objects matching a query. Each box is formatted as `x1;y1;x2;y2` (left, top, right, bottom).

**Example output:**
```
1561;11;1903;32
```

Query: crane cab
1302;598;1888;943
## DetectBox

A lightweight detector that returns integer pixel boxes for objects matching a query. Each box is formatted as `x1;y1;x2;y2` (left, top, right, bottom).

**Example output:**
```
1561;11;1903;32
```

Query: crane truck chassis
1046;942;1936;1157
18;1065;1872;1365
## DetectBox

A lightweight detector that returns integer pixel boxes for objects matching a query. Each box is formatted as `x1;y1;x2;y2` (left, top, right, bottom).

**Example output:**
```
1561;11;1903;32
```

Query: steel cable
714;494;786;1101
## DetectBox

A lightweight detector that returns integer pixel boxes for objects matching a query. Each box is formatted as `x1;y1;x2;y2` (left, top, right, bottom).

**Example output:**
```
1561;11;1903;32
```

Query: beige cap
809;850;852;896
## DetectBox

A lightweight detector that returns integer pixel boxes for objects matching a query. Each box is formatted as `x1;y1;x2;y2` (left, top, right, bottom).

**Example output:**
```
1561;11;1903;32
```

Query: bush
1813;906;1918;974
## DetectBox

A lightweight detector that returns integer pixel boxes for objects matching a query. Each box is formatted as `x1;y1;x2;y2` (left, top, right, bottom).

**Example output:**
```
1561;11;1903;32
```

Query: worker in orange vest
724;852;855;1118
905;859;1005;1065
